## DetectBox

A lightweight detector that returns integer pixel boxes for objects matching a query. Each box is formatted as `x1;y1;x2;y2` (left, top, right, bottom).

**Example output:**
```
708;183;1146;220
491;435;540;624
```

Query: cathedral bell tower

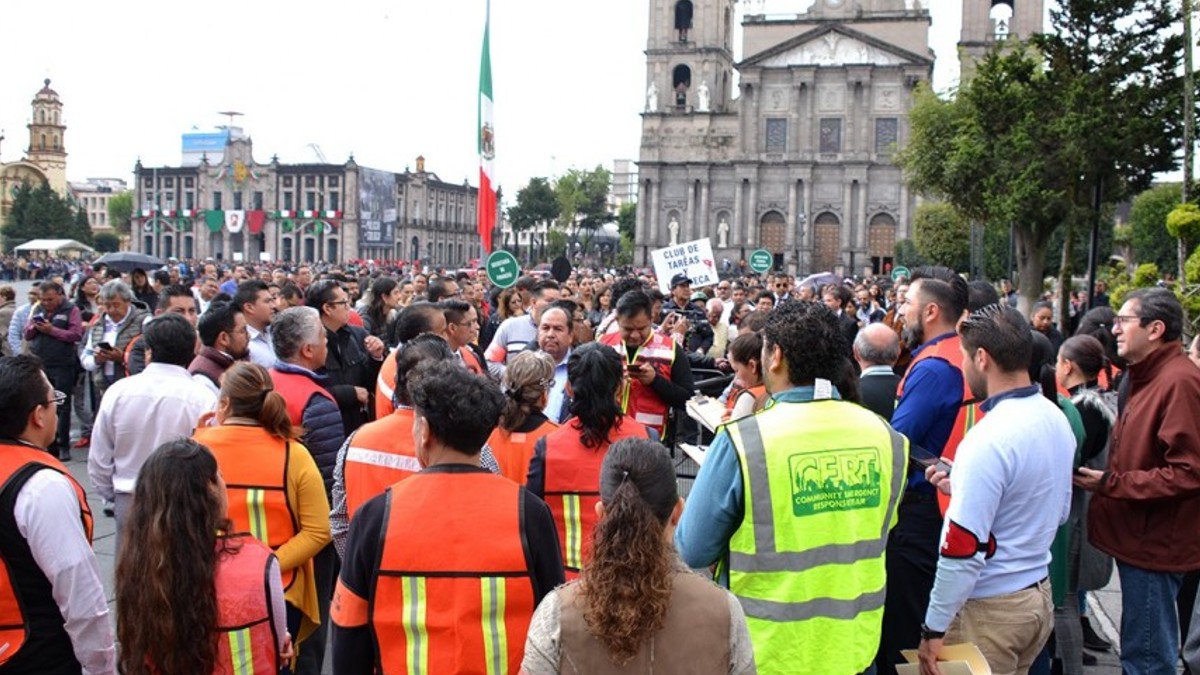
958;0;1044;78
26;79;67;194
644;0;737;114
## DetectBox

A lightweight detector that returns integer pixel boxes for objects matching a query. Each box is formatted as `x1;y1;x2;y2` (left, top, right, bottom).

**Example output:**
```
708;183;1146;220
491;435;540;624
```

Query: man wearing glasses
1074;288;1200;675
0;356;115;673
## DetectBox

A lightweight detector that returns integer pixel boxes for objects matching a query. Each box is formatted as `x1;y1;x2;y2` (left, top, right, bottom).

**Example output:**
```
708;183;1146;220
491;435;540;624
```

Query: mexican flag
476;0;496;254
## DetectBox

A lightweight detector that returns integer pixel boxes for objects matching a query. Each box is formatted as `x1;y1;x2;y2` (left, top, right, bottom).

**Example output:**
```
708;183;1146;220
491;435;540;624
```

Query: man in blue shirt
877;266;970;674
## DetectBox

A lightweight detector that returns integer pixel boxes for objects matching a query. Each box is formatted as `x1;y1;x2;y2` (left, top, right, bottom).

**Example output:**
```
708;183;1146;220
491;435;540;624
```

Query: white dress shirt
14;469;116;674
88;362;217;500
247;323;277;369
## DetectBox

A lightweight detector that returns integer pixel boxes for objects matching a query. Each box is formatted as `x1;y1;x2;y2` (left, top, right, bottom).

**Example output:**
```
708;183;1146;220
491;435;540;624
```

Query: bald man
854;322;901;421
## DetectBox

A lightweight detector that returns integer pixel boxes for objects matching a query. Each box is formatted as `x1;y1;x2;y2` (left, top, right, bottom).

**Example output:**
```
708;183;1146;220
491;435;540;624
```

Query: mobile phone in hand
96;342;113;352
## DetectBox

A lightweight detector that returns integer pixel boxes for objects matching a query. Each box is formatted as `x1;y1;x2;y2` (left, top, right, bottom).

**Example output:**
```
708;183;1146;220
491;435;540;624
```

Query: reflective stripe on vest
372;471;535;675
376;347;400;420
0;444;92;667
600;332;674;436
725;401;907;675
215;535;279;675
344;409;421;519
196;425;300;591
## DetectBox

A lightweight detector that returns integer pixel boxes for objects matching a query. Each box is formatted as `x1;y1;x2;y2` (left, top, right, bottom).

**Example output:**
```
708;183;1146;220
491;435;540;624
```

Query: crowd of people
0;255;1197;675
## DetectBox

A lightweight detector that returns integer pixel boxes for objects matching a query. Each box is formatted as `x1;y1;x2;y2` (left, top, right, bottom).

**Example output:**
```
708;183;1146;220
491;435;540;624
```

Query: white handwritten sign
650;237;719;293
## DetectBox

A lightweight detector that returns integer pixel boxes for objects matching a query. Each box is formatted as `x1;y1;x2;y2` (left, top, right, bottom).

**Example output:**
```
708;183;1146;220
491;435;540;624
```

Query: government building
635;0;1042;274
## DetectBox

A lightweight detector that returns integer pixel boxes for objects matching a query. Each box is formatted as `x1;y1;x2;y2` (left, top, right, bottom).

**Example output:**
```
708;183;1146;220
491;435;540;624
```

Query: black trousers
43;365;74;456
876;497;943;675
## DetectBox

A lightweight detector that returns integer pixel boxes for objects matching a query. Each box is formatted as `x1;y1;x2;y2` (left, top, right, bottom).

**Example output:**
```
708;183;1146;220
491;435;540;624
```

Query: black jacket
858;368;900;422
323;324;382;434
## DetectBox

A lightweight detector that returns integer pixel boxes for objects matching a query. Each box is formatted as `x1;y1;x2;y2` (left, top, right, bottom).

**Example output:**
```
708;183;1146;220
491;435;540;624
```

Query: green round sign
485;250;521;289
749;249;774;274
891;266;911;283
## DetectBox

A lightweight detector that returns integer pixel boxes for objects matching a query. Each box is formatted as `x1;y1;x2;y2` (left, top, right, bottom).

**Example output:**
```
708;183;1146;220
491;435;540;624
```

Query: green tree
107;191;133;236
93;231;120;253
69;208;94;246
616;201;637;241
913;203;970;271
555;166;611;251
2;182;80;252
1127;184;1181;271
507;177;557;261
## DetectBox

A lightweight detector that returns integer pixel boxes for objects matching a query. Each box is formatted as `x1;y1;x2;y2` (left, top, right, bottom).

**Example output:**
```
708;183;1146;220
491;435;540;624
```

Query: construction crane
307;144;328;163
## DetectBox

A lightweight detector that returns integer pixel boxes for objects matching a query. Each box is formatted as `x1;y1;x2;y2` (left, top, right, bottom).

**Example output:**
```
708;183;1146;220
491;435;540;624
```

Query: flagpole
477;0;496;255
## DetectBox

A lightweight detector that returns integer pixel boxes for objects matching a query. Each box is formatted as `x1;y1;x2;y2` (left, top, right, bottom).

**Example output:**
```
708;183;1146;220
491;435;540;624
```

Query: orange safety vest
271;368;337;429
896;334;983;515
0;443;92;667
214;535;280;675
459;346;485;375
195;425;300;591
599;331;676;436
541;417;653;579
343;408;422;520
487;419;558;485
375;348;400;420
725;383;767;412
372;469;536;675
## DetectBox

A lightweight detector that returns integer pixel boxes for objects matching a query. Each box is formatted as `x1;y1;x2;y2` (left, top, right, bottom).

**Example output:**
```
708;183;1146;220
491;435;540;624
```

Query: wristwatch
920;623;945;640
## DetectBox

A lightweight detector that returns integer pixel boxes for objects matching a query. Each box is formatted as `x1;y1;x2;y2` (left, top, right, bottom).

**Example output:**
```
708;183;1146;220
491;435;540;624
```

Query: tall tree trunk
1015;227;1048;318
1058;218;1077;328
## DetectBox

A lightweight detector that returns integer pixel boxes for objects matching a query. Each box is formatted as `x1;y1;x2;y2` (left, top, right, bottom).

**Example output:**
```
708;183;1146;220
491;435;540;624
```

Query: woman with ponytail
116;438;291;674
193;361;331;666
526;342;655;578
521;438;754;674
485;350;559;482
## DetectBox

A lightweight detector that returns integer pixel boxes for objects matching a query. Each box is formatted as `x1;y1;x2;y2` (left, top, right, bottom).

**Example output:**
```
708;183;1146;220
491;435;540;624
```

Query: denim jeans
1118;560;1183;675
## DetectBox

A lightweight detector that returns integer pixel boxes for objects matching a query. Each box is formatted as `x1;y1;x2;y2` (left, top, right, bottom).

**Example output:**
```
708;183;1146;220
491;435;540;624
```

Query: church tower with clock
637;0;933;275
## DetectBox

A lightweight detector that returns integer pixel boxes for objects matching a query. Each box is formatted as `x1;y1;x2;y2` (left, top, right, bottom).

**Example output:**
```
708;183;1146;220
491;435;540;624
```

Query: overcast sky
2;0;969;202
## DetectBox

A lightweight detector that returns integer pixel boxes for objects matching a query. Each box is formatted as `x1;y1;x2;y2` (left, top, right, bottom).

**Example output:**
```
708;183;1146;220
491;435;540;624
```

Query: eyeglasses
1113;314;1147;327
47;390;67;407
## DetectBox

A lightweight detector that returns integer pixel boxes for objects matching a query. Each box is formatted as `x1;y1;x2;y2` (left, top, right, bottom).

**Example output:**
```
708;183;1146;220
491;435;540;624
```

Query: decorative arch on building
411;236;420;262
674;0;693;41
989;0;1015;39
812;212;841;273
868;212;897;275
672;65;692;107
666;208;682;243
758;211;786;251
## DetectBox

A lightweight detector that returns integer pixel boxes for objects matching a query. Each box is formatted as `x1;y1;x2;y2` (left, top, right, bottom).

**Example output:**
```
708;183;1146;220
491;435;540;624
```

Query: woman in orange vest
115;438;291;675
723;332;767;422
193;361;331;663
527;342;654;578
521;437;755;674
486;350;558;483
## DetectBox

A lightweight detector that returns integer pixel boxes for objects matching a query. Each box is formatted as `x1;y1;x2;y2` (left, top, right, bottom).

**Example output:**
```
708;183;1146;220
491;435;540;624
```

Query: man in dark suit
854;323;901;421
822;284;859;359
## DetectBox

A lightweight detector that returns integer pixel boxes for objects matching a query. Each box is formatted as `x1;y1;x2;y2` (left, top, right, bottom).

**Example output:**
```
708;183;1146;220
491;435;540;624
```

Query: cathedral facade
636;0;1038;275
0;80;69;228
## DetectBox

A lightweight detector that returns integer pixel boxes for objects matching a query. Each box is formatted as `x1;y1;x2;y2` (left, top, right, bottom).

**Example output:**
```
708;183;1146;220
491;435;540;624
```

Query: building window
306;192;316;211
165;177;174;188
820;118;843;154
329;176;339;188
144;177;153;188
329;193;339;212
674;0;693;42
284;192;294;211
765;118;787;153
253;191;263;210
213;191;223;210
185;192;194;210
283;176;294;188
305;176;316;188
233;192;243;210
875;118;899;155
185;177;194;188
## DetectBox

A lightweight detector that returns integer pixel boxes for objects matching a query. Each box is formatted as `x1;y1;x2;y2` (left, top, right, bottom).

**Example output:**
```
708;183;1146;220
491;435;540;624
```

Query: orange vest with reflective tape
375;348;400;420
487;419;558;485
343;408;422;519
600;331;676;436
725;384;767;412
195;425;300;590
270;368;336;429
214;535;280;675
460;346;485;375
896;334;983;515
372;469;536;675
0;443;92;668
541;417;653;579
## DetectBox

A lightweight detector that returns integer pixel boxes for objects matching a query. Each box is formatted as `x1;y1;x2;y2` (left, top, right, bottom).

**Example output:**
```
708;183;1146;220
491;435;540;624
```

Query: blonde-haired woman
485;350;559;483
193;361;331;664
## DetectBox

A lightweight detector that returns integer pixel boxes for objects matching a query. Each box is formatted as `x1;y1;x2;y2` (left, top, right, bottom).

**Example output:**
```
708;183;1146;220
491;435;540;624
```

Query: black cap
670;272;691;288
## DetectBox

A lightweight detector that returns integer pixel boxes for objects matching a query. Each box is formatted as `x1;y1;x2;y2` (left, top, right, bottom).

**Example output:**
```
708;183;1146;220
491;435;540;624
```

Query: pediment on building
740;24;933;69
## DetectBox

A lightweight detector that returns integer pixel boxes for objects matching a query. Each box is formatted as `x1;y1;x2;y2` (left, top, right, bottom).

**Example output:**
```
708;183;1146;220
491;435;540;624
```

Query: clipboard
896;643;992;675
686;396;727;432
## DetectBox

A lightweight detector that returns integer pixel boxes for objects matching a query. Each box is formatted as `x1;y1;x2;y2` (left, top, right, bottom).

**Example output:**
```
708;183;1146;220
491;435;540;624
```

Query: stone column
685;181;697;242
786;180;798;249
732;180;744;247
841;181;854;255
698;180;710;242
636;179;649;244
747;180;759;248
651;181;662;247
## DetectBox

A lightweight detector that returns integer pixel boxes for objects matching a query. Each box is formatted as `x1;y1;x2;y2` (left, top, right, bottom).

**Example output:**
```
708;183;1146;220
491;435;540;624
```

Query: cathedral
0;80;69;226
635;0;1042;275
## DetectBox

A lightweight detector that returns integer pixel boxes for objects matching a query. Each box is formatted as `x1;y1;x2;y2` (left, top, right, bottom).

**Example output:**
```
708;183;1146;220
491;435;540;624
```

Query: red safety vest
195;425;300;590
896;334;983;515
213;535;280;675
599;331;676;436
0;443;92;667
541;417;653;579
459;346;485;375
372;470;536;674
486;420;558;485
375;348;400;420
270;368;337;429
343;408;422;520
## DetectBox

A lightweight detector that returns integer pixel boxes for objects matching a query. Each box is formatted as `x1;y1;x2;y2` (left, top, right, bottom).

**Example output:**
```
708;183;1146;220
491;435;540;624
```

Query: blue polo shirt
891;331;965;461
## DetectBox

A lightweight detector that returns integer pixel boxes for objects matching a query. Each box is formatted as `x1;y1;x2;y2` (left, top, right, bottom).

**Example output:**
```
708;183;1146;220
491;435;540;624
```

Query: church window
672;65;692;108
765;118;787;153
989;1;1014;40
38;110;45;124
875;118;899;155
674;1;693;42
40;134;46;150
53;135;59;149
213;192;224;210
820;118;843;153
724;7;732;49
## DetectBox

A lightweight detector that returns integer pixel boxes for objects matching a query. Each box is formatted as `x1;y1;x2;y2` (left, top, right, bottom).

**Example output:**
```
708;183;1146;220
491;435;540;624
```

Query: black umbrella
93;251;165;273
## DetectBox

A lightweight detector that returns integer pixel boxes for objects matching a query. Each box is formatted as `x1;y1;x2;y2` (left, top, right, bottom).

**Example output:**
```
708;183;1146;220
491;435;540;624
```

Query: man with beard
876;266;974;673
188;301;251;396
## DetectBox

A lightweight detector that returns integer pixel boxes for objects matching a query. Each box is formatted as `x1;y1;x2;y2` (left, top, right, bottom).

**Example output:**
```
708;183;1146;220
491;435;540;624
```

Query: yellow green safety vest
725;398;908;675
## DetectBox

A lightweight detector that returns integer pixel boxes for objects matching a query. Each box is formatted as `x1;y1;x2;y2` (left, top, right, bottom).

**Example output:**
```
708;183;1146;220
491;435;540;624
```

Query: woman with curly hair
521;438;754;674
192;361;331;666
526;342;655;578
116;438;291;675
485;350;559;483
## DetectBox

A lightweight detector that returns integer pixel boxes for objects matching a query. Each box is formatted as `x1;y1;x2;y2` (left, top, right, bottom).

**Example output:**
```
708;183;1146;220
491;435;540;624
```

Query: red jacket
1089;342;1200;571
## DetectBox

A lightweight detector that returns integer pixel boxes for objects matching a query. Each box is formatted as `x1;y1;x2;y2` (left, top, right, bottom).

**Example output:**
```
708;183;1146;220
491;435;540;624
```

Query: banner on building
650;237;718;293
358;167;396;250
